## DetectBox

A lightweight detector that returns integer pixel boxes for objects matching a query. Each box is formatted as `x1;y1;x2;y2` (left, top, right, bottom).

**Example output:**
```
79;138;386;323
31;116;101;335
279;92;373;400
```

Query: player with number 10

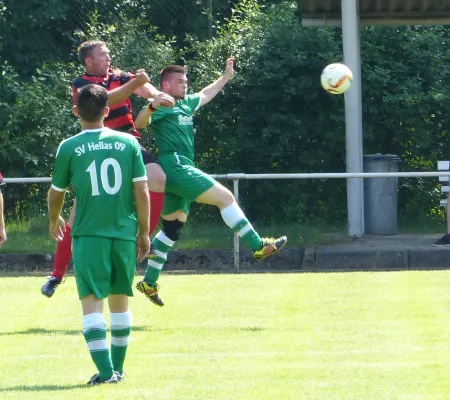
48;84;150;385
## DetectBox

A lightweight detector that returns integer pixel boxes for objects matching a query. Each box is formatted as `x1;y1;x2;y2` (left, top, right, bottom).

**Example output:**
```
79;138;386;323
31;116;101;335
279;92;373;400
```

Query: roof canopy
300;0;450;26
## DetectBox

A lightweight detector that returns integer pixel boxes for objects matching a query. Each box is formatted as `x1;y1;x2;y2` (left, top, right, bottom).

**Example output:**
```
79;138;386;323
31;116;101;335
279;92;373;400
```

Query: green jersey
150;94;201;161
51;128;147;240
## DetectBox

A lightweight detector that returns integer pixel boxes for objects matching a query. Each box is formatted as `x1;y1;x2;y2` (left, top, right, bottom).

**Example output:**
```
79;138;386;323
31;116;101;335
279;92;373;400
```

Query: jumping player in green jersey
134;58;287;306
48;84;150;385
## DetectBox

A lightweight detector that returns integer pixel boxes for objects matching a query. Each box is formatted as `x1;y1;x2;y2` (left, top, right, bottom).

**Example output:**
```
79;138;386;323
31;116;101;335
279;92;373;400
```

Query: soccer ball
320;63;353;95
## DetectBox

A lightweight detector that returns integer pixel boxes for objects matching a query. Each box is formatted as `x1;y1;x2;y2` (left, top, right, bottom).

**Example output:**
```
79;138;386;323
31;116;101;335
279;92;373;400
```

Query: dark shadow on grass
0;384;86;392
0;325;172;336
240;326;265;332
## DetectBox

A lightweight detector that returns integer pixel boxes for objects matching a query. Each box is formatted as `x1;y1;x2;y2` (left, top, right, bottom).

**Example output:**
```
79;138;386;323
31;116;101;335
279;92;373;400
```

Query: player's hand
136;234;150;262
152;92;176;109
49;216;66;241
0;226;7;248
224;57;235;80
134;69;151;86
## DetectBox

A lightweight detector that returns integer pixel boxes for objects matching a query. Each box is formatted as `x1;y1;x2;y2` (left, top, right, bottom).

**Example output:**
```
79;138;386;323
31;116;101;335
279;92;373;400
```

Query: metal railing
5;170;450;271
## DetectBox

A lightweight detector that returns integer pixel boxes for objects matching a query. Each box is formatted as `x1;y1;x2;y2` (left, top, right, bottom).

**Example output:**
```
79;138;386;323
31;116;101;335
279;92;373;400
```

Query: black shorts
139;144;158;165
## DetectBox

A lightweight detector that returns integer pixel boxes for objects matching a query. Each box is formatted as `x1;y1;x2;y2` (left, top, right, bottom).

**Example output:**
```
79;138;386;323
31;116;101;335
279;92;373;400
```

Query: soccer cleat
114;370;126;382
86;372;119;385
41;276;62;298
253;236;287;261
136;281;164;307
433;234;450;247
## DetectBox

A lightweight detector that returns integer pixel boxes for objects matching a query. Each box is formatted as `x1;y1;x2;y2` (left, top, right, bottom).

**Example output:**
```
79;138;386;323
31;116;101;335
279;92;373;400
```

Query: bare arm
199;57;234;107
0;190;6;248
134;83;160;99
107;70;153;106
133;180;150;261
47;188;66;241
135;93;177;129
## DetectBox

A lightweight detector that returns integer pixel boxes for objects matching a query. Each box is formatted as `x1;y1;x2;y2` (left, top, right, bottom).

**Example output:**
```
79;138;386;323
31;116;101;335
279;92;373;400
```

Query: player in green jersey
48;84;150;385
134;58;287;306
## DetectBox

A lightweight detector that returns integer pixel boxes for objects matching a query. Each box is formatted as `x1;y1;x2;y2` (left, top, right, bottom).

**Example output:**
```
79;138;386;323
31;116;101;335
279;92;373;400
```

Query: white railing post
233;179;240;272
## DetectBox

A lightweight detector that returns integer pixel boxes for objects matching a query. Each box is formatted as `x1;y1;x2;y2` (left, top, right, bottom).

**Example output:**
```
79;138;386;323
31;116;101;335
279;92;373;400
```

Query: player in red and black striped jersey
0;173;7;248
41;40;175;298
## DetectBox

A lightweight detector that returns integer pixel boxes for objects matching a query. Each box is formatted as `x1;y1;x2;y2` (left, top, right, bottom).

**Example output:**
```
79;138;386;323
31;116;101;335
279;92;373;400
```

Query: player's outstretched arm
47;188;66;241
199;57;234;107
133;180;150;262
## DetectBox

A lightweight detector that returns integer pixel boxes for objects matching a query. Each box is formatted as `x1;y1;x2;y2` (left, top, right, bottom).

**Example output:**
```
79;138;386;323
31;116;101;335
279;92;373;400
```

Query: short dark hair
160;65;187;84
78;40;106;66
76;84;108;122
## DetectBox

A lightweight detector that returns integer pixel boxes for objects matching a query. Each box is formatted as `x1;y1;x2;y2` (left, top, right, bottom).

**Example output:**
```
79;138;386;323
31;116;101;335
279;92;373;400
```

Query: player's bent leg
137;212;186;306
41;202;76;297
219;200;288;261
195;181;235;209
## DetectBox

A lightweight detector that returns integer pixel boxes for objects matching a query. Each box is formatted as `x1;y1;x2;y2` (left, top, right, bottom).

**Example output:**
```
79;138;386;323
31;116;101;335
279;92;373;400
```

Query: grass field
1;271;450;399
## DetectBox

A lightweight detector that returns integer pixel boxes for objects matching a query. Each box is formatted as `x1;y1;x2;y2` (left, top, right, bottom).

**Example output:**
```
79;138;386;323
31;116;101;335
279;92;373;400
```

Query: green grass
1;213;448;254
1;272;450;399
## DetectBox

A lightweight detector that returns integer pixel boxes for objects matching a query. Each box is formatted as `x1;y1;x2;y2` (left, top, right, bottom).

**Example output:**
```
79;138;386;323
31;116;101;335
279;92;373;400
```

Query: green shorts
72;236;136;299
159;153;215;215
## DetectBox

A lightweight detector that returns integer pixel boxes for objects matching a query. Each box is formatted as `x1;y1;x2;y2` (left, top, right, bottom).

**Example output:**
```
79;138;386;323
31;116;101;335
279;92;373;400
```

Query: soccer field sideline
1;271;450;400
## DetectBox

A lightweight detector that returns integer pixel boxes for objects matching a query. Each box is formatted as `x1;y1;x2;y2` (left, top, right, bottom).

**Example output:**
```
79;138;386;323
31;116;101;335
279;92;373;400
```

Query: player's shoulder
57;131;86;150
73;74;91;88
178;93;201;112
109;69;133;82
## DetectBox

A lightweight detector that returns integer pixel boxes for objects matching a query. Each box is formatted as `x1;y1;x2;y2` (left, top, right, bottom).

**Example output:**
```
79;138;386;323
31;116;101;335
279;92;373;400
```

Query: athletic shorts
72;236;137;299
158;153;215;215
139;144;158;165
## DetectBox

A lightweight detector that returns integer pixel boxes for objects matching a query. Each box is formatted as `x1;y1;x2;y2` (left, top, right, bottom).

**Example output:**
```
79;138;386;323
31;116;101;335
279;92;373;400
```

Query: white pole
233;180;240;272
342;0;364;237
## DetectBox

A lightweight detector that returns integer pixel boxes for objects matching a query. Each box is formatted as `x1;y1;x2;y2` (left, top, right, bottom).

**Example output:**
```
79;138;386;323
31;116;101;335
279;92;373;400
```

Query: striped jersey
72;69;140;137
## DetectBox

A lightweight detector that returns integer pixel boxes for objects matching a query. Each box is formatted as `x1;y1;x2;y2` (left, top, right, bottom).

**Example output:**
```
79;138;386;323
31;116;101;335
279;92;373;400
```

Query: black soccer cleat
41;276;62;298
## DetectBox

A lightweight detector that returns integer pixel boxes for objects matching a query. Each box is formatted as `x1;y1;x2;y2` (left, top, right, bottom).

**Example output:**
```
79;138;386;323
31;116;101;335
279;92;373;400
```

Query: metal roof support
342;0;364;237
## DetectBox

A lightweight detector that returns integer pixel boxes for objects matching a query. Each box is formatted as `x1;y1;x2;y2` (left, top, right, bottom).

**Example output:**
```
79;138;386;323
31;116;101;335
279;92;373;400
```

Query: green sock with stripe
110;311;132;374
144;231;175;286
82;312;113;381
221;203;263;251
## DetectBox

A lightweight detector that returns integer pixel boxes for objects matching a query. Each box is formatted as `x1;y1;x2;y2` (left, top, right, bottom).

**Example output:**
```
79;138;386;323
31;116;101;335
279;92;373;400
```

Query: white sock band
83;312;108;352
110;311;132;330
221;203;252;236
82;312;106;332
221;203;246;228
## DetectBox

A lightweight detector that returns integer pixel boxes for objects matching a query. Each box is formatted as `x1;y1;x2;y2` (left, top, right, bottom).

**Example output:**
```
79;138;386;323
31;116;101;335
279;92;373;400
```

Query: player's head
74;84;109;123
78;40;111;76
160;65;188;100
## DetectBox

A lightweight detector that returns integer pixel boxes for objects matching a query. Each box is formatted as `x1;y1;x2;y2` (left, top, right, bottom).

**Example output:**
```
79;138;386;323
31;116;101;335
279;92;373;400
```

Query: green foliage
186;1;348;223
2;0;450;227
